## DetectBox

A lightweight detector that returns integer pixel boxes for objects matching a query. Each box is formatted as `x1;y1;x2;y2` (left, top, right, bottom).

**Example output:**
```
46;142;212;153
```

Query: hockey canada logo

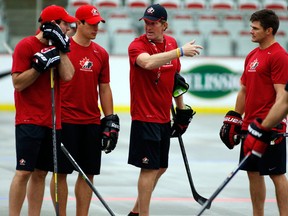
147;7;155;14
183;64;241;98
19;159;26;166
79;57;93;71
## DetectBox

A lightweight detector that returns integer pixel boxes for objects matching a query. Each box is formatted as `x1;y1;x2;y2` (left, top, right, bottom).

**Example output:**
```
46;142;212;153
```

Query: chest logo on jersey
248;58;259;72
79;57;93;71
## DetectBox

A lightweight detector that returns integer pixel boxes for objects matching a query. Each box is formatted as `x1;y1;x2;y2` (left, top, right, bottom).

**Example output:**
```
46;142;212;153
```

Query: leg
247;171;265;216
138;168;167;216
130;168;166;214
270;174;288;216
75;174;94;216
9;170;32;216
27;169;48;216
50;173;68;216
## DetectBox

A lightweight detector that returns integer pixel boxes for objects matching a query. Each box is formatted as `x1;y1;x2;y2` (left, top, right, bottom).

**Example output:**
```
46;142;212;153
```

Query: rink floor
0;111;283;216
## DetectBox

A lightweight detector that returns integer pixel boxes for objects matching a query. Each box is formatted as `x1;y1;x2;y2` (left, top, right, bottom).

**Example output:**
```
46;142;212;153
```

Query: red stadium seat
95;0;121;8
155;0;181;9
184;0;205;9
68;0;92;7
264;0;287;11
238;0;259;10
126;0;149;8
210;0;234;10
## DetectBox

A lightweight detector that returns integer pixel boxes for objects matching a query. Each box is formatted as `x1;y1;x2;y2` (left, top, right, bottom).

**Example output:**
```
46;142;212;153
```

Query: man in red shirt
9;5;76;216
127;4;203;216
220;9;288;215
49;5;120;215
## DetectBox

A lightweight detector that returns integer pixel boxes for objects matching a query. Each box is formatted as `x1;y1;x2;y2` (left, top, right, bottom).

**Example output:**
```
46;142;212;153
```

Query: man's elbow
62;70;75;82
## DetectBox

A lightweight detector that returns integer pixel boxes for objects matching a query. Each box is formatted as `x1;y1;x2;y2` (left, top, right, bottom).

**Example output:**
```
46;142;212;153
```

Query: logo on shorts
142;157;149;164
19;159;26;166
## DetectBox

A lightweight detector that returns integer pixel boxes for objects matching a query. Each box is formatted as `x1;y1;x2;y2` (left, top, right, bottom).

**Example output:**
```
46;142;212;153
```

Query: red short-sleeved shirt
61;38;110;124
12;36;61;129
241;42;288;130
128;34;180;123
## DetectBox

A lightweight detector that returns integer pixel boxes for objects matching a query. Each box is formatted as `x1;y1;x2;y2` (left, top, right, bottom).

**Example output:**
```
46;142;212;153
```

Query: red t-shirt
61;38;110;124
241;42;288;130
128;34;180;123
12;36;61;129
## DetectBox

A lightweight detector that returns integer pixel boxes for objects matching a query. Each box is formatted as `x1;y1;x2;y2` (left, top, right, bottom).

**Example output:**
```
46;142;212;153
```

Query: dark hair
250;9;279;35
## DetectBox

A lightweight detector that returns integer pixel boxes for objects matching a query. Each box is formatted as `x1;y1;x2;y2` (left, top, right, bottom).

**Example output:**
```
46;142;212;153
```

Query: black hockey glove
173;73;189;98
219;110;242;149
41;22;70;53
171;105;195;137
101;114;120;154
244;118;271;157
32;46;60;73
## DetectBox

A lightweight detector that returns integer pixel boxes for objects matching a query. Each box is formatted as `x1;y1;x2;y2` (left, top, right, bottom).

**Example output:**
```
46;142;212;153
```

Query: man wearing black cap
127;4;203;216
9;5;76;216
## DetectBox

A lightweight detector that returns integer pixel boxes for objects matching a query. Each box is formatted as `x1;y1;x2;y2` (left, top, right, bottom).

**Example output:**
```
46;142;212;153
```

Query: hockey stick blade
196;152;251;216
61;143;116;216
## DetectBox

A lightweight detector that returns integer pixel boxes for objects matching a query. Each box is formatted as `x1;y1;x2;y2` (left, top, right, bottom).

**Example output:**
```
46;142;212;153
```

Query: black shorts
128;120;171;169
240;137;286;175
15;124;60;172
59;123;102;175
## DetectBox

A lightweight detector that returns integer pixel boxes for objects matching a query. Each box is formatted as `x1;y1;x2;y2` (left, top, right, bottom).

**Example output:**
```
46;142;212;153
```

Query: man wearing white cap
49;5;119;216
9;4;76;216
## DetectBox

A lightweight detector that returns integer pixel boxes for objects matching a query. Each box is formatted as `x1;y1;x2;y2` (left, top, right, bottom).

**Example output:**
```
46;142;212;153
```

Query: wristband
180;47;184;56
176;48;181;58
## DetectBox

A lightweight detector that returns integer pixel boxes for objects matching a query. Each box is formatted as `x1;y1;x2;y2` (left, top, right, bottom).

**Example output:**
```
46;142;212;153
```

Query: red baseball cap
75;5;105;24
39;5;77;23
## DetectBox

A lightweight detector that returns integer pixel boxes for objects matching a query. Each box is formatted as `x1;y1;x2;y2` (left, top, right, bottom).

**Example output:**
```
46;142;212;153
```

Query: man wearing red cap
127;4;203;216
49;4;119;215
8;5;76;216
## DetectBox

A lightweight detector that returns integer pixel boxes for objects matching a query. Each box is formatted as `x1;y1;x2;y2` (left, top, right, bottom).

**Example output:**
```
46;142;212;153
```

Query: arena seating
2;0;288;56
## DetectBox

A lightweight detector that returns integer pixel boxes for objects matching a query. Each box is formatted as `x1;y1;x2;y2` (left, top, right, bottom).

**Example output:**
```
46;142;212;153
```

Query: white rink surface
0;111;285;216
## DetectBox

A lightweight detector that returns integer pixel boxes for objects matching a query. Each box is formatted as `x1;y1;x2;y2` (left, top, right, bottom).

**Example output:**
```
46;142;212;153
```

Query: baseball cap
75;5;105;24
139;4;167;22
38;5;77;23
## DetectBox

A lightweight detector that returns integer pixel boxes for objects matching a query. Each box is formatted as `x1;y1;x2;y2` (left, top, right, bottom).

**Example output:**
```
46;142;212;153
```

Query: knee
32;169;48;179
15;170;32;182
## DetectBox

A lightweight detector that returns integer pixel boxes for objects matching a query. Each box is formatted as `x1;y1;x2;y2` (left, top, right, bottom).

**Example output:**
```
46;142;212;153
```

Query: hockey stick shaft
0;71;11;78
60;143;116;216
171;104;209;207
50;68;59;216
196;152;251;216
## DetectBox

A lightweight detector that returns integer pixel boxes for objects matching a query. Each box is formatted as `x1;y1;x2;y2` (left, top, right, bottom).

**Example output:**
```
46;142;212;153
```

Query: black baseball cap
139;4;167;22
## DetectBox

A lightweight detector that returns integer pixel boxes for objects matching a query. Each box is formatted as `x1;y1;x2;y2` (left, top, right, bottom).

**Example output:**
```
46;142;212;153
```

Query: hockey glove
32;46;60;73
101;114;120;154
219;110;242;149
244;118;272;157
171;105;195;137
270;122;286;145
41;22;70;53
173;73;189;98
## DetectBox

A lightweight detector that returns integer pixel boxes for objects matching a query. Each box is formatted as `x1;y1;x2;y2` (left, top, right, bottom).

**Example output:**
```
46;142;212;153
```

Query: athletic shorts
58;123;102;175
240;132;286;175
15;124;60;172
128;120;171;169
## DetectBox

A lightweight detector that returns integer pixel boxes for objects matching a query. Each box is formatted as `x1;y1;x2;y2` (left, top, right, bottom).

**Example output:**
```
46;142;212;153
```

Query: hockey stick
196;152;251;216
0;71;11;79
50;67;59;216
61;143;116;216
171;104;209;207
